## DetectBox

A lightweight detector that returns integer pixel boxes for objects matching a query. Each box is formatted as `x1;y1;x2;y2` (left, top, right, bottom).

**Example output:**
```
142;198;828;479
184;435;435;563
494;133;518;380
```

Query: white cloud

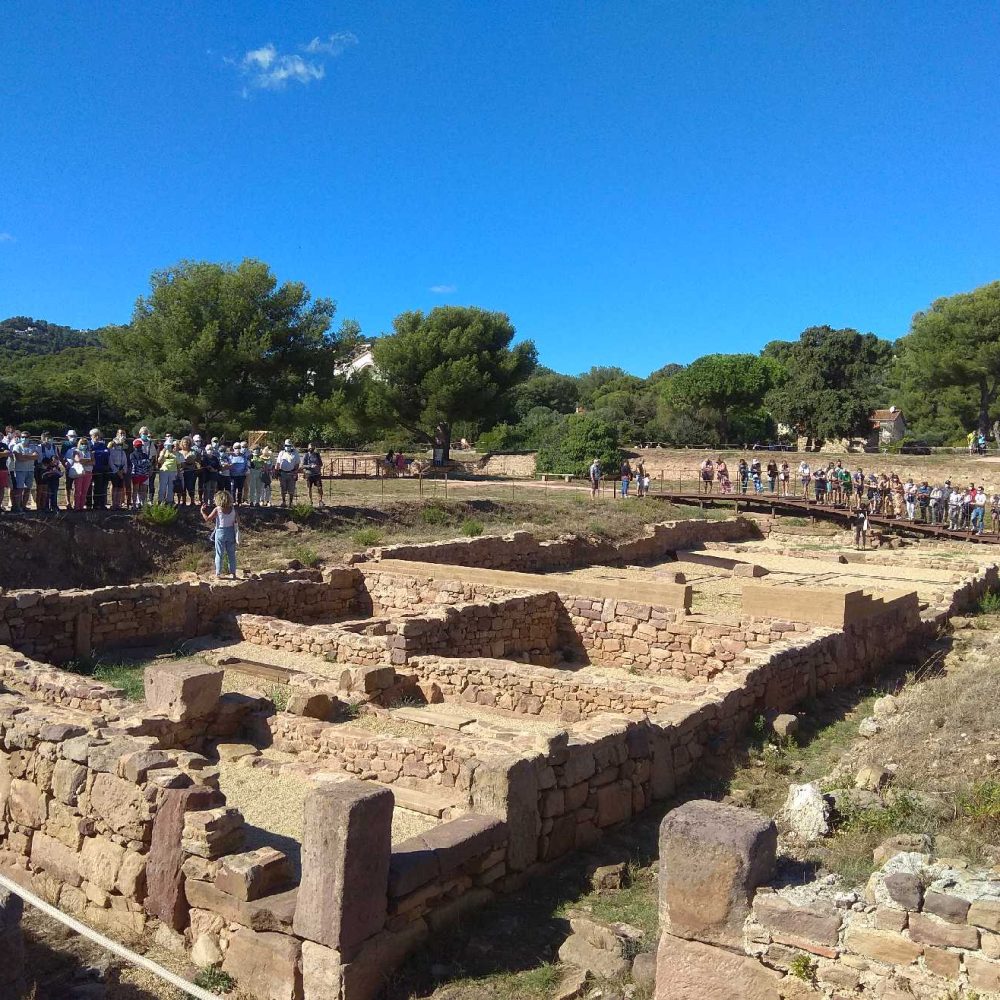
0;233;14;243
303;32;358;56
429;284;457;294
233;32;356;95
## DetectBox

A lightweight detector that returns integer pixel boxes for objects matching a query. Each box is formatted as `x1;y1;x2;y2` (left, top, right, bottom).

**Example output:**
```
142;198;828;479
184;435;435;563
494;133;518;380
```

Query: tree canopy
364;305;537;461
763;326;892;443
895;282;1000;436
662;353;779;442
103;259;350;434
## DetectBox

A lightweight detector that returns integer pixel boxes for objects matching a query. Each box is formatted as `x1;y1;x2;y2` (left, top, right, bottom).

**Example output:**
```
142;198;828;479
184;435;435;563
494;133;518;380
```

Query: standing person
259;447;274;506
715;457;729;491
930;482;945;525
828;463;841;506
395;451;406;476
68;436;93;511
215;445;232;498
619;459;632;498
948;484;963;531
839;466;852;507
588;457;601;498
11;432;39;512
749;456;762;491
201;444;220;502
798;459;811;498
904;478;916;521
779;461;790;497
853;504;870;550
635;460;647;497
156;443;179;504
108;435;129;509
991;492;1000;534
60;431;78;508
178;438;200;506
35;431;59;511
39;457;61;510
737;458;749;494
302;444;324;505
766;458;778;493
277;440;301;506
852;468;865;510
916;481;930;523
248;446;264;505
699;457;714;494
973;486;987;535
813;466;827;504
89;429;110;509
129;439;151;507
228;443;249;504
0;435;10;511
201;490;239;579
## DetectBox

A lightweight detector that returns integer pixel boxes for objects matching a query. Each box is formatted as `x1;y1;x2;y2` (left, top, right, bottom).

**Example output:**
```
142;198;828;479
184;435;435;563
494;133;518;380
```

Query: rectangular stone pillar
293;781;393;959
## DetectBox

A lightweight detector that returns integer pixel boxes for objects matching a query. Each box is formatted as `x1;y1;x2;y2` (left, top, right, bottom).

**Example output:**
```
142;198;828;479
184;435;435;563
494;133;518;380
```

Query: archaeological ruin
0;513;997;999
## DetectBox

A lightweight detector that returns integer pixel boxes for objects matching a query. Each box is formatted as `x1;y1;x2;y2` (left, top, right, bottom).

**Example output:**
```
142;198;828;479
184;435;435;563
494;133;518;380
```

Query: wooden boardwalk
652;490;1000;545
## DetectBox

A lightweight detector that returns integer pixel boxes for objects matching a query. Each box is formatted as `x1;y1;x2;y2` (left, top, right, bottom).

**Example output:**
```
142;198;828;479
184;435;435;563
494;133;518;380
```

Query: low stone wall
365;517;761;573
0;568;363;664
234;591;563;670
651;800;1000;1000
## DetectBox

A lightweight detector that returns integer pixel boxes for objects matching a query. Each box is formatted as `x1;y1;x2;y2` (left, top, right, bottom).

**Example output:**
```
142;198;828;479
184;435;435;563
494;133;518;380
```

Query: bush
352;526;383;547
194;968;236;995
977;591;1000;615
139;502;178;527
266;684;291;712
461;518;484;537
536;413;621;477
288;502;315;523
420;504;449;525
287;544;321;567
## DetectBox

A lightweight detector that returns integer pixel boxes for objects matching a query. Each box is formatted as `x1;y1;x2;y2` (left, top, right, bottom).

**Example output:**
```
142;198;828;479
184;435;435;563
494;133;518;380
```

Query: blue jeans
621;478;629;497
972;507;984;533
215;525;237;576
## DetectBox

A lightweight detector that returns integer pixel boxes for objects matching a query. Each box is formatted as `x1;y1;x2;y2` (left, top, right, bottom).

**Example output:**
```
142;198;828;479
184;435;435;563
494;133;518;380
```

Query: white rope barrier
0;872;222;1000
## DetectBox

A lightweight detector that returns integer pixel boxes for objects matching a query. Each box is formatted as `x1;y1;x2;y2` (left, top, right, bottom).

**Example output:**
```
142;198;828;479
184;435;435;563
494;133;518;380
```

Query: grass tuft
139;502;178;527
352;526;383;547
193;968;236;994
461;518;485;537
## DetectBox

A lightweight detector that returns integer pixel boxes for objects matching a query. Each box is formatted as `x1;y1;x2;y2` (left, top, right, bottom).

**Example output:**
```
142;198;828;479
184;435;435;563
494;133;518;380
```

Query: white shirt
277;449;300;472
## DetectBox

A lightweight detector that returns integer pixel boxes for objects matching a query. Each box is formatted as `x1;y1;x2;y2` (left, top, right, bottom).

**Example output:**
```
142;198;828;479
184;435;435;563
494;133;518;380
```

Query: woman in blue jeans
200;490;239;578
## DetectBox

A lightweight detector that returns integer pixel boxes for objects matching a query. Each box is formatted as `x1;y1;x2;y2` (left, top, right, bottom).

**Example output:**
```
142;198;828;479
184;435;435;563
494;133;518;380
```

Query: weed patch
352;526;383;547
139;502;178;527
461;518;484;537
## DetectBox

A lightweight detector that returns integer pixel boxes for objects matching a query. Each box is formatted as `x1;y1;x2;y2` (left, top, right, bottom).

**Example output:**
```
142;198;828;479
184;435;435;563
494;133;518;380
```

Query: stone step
392;706;476;730
375;783;456;818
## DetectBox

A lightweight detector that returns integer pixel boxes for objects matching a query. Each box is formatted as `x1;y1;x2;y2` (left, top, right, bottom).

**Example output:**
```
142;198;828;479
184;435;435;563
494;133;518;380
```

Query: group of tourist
698;456;999;534
587;458;653;498
0;427;329;513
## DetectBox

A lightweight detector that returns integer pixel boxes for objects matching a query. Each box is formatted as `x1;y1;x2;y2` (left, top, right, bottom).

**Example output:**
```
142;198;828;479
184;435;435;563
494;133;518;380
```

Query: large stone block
292;781;393;957
222;928;302;1000
654;933;810;1000
469;754;540;872
658;800;776;948
752;893;842;946
144;661;223;722
215;847;293;902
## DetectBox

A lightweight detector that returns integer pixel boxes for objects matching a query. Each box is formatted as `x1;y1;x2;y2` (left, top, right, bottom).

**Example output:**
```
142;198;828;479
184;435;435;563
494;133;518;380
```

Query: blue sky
2;1;999;377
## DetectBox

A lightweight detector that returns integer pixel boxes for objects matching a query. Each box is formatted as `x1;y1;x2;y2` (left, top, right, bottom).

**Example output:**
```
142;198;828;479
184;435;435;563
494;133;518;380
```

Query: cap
133;438;143;448
66;430;77;439
284;439;293;447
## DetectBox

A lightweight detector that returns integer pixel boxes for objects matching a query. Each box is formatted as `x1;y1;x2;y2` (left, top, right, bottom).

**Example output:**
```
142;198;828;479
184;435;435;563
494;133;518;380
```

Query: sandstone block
558;931;628;980
659;800;776;948
79;836;125;892
144;661;222;722
843;925;922;965
191;932;223;969
469;754;539;872
771;714;798;738
215;847;293;902
654;932;806;1000
969;897;1000;933
9;779;45;828
922;944;960;979
51;759;87;806
967;955;1000;993
883;872;923;910
922;889;970;923
752;893;842;946
907;912;979;949
88;772;152;840
293;780;393;957
30;832;81;887
222;928;302;1000
184;879;297;932
778;782;830;841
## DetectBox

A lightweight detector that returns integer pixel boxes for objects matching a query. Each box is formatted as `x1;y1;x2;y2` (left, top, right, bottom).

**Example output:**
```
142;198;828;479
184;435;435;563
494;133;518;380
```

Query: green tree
895;282;1000;436
104;259;351;433
535;412;621;476
509;368;580;419
764;326;892;443
364;306;536;462
663;353;778;442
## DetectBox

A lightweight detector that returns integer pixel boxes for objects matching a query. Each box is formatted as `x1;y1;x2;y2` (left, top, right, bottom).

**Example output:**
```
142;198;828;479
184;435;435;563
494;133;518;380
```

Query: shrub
287;544;321;567
461;518;484;537
977;590;1000;615
288;502;315;524
788;954;816;983
194;968;236;995
265;684;290;712
352;526;383;547
536;412;621;478
139;502;178;527
420;504;449;525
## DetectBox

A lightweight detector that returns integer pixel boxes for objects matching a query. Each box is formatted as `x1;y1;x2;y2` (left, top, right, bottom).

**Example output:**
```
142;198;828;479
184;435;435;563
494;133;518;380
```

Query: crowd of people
0;427;330;513
697;455;999;534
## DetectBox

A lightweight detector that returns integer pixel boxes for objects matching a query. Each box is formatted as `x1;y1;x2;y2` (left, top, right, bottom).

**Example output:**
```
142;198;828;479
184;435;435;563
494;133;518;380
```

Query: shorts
131;475;148;487
0;470;8;488
13;470;34;490
307;473;322;487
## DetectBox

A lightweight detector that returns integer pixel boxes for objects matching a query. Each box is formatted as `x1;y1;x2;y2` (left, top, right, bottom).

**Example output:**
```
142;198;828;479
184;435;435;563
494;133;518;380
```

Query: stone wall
365;517;761;573
651;800;1000;1000
233;590;563;670
0;568;363;664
